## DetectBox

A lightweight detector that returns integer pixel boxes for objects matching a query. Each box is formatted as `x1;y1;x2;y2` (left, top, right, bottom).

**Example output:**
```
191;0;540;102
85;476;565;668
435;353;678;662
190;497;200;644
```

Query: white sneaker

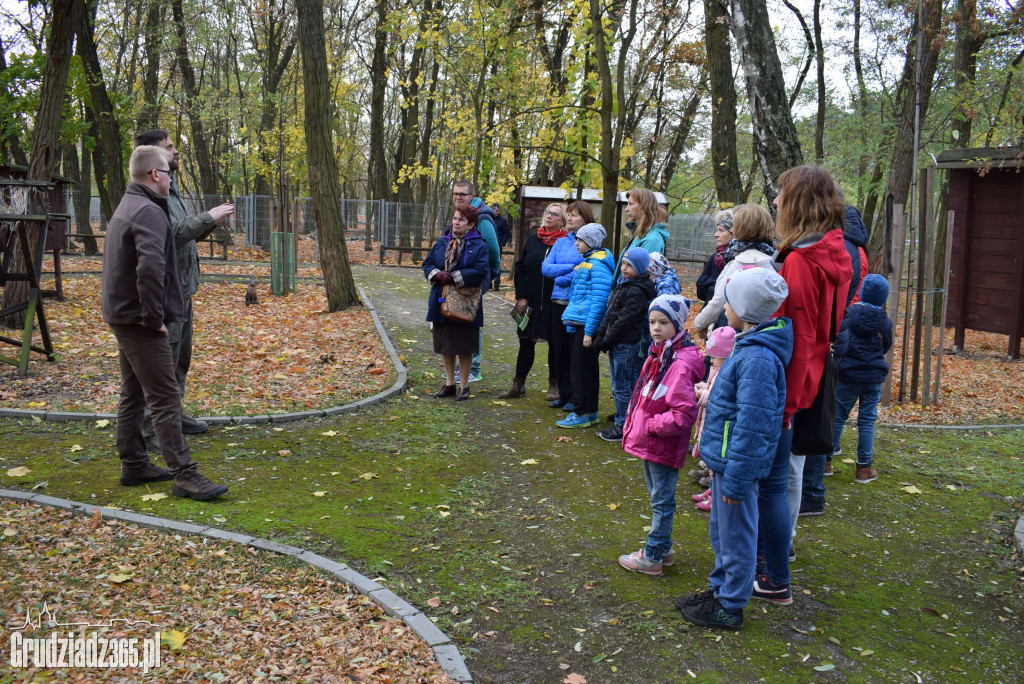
468;372;482;383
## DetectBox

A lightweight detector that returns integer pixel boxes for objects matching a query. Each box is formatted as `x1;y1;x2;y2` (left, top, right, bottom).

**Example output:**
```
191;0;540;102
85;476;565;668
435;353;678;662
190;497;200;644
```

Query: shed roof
519;185;668;205
934;147;1024;170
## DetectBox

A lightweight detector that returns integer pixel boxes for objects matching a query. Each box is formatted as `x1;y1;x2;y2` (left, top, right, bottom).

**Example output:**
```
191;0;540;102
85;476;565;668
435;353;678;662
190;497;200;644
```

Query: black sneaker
597;425;623;442
180;415;209;434
751;574;793;605
789;547;797;562
674;588;715;612
681;597;743;631
798;501;826;517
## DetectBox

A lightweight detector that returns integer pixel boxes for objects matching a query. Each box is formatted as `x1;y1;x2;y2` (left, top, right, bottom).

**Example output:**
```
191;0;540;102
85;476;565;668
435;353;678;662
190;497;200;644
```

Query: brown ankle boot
498;377;526;399
545;381;559;401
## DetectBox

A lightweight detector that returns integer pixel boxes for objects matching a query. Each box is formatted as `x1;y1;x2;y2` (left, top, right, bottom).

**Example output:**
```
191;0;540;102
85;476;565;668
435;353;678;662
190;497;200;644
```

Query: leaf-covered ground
0;500;452;683
1;265;392;416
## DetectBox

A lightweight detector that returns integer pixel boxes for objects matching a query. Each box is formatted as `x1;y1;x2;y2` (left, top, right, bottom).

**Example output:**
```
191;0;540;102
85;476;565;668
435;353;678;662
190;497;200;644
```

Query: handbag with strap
790;291;840;456
441;284;481;323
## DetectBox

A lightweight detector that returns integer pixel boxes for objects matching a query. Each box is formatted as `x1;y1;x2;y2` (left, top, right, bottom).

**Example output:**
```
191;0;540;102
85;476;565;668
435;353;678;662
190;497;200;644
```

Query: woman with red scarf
498;203;569;399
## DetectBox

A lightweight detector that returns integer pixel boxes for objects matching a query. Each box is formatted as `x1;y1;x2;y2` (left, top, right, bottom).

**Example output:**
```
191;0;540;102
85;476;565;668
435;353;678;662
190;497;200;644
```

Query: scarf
537;227;567;246
713;244;727;270
626;330;694;417
445;234;465;271
725;239;776;263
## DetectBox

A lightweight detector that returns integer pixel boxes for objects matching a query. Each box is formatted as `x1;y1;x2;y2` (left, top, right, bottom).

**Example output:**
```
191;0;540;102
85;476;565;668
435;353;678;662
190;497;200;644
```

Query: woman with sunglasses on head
498;203;569;399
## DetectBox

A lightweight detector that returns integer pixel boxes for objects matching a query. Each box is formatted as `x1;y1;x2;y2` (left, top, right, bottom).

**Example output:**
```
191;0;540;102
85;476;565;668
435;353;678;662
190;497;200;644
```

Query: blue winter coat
541;233;583;301
699;317;793;502
422;229;490;327
562;248;615;336
615;223;670;278
834;302;893;384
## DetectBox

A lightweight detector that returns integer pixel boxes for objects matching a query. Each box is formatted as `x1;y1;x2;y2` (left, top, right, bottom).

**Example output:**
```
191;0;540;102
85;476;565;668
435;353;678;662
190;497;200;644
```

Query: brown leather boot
172;471;228;501
545;381;559;402
120;462;173;486
498;377;526;399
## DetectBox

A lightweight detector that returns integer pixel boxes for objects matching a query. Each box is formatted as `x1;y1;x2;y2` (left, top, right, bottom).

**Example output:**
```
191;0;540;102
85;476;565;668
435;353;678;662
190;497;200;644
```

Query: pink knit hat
705;326;736;359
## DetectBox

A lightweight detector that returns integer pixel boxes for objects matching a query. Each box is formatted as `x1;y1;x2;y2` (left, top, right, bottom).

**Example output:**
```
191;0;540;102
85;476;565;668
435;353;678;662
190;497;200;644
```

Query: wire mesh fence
664;213;718;264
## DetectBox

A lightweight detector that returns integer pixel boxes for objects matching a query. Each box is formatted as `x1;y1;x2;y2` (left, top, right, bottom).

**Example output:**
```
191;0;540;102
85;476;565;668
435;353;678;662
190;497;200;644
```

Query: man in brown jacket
102;145;227;501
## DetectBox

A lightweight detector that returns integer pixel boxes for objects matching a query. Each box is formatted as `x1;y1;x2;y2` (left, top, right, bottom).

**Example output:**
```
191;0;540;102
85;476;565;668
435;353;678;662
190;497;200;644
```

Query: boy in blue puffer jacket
557;223;614;429
677;267;792;631
832;274;893;485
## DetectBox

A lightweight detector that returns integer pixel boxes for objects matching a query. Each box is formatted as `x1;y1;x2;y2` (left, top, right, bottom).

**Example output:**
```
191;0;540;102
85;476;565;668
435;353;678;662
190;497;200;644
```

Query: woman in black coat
498;203;568;398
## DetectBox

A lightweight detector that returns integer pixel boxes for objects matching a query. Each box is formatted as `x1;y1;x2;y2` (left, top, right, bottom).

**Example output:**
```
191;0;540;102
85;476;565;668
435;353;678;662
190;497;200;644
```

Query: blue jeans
757;427;793;586
609;342;643;427
833;379;882;467
642;460;679;564
472;329;483;376
801;453;828;508
708;473;758;613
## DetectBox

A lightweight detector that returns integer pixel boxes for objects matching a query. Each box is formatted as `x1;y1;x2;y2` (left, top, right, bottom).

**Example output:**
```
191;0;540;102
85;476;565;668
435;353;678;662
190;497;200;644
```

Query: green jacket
167;176;218;298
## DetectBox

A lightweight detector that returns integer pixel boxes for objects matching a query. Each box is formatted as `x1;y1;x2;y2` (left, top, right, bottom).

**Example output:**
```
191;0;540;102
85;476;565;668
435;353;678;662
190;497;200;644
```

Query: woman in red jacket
753;165;852;606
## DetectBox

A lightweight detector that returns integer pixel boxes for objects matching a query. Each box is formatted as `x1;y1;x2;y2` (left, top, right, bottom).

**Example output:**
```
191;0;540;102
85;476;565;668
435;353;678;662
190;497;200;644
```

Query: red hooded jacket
774;228;853;425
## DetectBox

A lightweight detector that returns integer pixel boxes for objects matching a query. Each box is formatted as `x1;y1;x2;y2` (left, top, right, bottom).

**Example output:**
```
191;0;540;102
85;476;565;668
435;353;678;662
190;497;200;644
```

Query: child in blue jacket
557;223;614;429
677;267;792;631
832;274;893;485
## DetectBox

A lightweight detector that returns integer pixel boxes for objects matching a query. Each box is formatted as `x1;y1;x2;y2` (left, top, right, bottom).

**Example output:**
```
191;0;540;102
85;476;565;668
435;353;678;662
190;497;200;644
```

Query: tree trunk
417;58;439;204
728;0;803;201
63;141;99;255
813;0;825;163
249;4;296;198
660;80;705;190
171;0;217;195
3;0;84;329
396;0;432;205
368;0;390;201
137;0;165;131
853;0;870;208
77;0;125;222
865;0;943;267
704;0;743;206
296;0;359;310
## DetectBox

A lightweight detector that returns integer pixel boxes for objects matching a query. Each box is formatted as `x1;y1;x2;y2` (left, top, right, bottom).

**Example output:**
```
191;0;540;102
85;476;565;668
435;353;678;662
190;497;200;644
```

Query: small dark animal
245;275;259;306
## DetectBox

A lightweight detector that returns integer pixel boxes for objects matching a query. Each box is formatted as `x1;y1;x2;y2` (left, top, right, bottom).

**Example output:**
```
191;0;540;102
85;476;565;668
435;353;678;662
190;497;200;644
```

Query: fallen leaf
359;472;379;480
277;449;292;456
321;430;339;436
860;649;874;657
901;485;923;494
573;641;582;652
427;597;441;608
140;493;167;502
161;630;186;651
520;459;539;465
607;503;619;510
6;467;31;477
814;663;836;672
312;491;327;497
564;673;587;683
69;444;83;452
95;419;111;428
368;367;386;375
3;528;16;537
108;572;133;584
555;436;572;443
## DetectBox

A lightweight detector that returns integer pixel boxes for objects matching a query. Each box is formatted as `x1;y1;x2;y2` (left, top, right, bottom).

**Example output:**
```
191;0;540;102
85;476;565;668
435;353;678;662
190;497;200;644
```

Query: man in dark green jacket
135;129;234;447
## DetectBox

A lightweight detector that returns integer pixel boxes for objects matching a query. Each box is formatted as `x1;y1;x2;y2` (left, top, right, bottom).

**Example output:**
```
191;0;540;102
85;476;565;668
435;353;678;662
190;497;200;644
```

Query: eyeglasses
154;168;172;176
452;192;471;198
545;210;563;218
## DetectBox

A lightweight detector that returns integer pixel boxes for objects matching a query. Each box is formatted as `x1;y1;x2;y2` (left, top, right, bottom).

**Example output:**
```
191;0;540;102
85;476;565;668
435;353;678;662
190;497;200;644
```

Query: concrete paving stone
270;411;324;423
367;588;416;617
101;510;168;532
331;567;383;596
432;644;473;683
402;612;451;647
233;415;271;424
0;409;32;419
44;411;97;422
27;494;76;510
247;538;304;556
0;489;37;502
322;404;358;416
94;413;117;420
201;527;256;544
159;520;210;536
203;416;233;426
296;551;349;574
1015;514;1024;557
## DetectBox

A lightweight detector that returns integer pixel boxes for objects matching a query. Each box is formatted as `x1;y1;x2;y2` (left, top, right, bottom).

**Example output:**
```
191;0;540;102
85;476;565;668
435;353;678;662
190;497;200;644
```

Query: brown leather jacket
101;183;185;329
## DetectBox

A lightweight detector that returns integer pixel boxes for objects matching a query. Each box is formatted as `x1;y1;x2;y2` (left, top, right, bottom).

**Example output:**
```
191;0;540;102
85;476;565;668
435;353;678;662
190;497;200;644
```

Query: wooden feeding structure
0;163;71;299
515;186;669;259
935;147;1024;359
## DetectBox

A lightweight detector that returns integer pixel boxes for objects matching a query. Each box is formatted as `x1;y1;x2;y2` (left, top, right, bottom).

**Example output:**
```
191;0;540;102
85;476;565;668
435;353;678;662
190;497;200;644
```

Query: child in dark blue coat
832;274;893;484
677;267;792;631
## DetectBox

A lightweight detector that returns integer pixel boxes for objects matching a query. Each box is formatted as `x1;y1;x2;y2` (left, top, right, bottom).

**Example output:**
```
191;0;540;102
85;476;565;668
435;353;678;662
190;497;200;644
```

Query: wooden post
898;196;916;404
909;168;929;403
933;209;955;404
882;203;906;407
921;165;935;407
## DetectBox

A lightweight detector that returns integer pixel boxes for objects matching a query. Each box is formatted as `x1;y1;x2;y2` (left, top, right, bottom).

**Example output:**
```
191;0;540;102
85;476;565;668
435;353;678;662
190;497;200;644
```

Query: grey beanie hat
575;223;607;250
724;266;789;324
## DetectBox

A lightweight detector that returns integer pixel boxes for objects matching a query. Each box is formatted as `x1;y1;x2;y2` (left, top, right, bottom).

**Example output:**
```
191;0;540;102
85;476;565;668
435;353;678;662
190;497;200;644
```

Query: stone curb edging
1016;514;1024;559
0;488;472;683
0;286;407;425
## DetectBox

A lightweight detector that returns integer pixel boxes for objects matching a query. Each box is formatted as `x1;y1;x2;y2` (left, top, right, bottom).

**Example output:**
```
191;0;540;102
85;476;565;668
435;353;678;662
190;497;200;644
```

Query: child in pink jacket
618;294;704;576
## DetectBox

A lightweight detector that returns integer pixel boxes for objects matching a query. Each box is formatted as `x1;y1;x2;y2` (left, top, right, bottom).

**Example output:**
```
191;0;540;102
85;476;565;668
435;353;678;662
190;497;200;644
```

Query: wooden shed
936;147;1024;358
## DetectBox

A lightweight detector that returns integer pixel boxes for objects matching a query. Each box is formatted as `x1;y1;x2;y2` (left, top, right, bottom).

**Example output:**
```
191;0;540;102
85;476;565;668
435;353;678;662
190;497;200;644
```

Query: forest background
0;0;1022;282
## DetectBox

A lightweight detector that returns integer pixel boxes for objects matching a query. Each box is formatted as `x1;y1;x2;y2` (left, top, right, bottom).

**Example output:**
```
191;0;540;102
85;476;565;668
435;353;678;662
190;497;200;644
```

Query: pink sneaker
695;497;712;512
691;488;712;502
617;549;663;576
